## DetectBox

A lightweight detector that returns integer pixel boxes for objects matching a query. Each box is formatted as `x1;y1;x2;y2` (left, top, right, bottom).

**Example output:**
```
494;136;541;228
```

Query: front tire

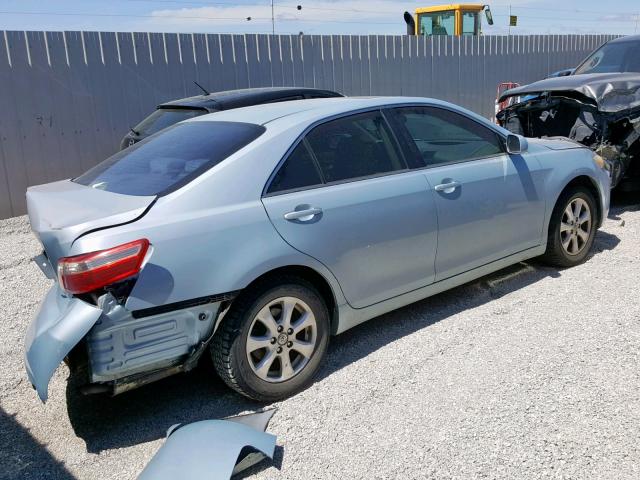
542;186;598;268
211;277;329;402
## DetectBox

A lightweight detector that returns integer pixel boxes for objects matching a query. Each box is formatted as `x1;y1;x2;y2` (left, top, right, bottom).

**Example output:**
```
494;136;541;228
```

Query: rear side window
305;111;406;183
74;122;265;196
134;108;207;136
389;107;504;166
268;141;322;194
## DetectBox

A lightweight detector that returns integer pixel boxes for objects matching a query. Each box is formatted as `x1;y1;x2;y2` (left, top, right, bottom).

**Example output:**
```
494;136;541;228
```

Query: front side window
134;108;208;136
418;10;455;36
75;122;265;196
389;107;504;166
305;111;406;183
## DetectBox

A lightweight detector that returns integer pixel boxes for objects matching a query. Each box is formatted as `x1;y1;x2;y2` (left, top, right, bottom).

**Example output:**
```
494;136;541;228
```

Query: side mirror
484;6;494;25
506;134;528;154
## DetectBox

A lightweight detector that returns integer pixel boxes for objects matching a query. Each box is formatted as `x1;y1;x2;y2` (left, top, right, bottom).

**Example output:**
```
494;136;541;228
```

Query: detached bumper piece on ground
139;409;277;479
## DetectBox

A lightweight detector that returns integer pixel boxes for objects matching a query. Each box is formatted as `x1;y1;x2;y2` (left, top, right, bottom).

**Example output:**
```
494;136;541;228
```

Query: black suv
120;87;343;149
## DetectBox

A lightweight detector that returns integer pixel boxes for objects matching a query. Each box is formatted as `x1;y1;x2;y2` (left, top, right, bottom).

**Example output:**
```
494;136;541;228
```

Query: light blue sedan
25;97;610;402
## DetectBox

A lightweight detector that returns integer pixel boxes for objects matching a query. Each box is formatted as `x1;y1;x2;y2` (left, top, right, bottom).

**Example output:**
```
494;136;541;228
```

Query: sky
0;0;638;36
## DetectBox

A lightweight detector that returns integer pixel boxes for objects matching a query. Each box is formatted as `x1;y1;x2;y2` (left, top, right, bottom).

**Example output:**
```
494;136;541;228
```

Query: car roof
158;87;343;111
608;34;640;44
186;96;493;132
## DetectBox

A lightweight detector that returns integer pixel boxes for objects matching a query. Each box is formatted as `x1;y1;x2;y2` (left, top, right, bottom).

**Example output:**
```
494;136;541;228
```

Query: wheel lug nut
270;337;276;344
276;347;283;354
287;328;293;335
287;341;293;348
277;325;283;333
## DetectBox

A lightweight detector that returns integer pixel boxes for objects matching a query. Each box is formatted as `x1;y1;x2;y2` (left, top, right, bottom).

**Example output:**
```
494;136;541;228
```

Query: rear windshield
134;107;208;136
74;122;265;196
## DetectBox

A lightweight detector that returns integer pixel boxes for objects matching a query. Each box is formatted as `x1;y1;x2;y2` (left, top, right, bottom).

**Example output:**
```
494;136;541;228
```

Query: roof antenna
194;80;210;96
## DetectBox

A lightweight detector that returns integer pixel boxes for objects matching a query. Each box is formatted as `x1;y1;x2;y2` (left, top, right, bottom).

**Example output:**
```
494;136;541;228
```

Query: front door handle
434;180;461;194
284;206;323;222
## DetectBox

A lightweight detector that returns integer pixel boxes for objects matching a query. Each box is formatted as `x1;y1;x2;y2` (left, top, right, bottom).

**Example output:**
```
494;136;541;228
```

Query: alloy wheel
560;197;592;256
245;296;317;383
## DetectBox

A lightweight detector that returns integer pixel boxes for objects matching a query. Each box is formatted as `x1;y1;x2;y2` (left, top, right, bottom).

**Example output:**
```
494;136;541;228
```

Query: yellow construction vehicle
404;4;493;36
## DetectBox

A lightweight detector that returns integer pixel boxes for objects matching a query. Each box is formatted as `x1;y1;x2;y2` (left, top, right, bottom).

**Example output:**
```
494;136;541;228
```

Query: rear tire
541;186;598;268
211;276;329;402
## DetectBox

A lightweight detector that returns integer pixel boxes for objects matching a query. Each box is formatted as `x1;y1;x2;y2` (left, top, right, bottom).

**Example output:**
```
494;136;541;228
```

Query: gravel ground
1;195;639;480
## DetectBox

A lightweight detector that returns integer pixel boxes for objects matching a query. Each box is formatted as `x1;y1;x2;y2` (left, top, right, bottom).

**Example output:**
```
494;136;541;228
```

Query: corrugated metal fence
0;31;617;218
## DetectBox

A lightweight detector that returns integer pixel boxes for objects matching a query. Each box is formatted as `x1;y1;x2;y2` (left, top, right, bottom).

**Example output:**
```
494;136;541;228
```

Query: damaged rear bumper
25;285;103;402
25;283;229;402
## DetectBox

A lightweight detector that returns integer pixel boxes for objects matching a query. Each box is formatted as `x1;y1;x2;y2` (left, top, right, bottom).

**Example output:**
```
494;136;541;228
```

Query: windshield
418;10;455;36
133;108;208;136
574;40;640;75
75;122;265;196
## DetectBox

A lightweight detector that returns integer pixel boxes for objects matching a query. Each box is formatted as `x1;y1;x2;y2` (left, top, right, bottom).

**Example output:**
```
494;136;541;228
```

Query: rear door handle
434;180;461;194
284;207;323;222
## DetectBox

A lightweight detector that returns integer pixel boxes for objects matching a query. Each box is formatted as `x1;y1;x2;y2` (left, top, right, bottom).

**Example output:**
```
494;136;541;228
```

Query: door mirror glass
484;7;494;25
506;134;528;154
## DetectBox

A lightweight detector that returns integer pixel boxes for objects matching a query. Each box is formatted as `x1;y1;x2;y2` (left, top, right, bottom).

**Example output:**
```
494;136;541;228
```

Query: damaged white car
24;97;611;404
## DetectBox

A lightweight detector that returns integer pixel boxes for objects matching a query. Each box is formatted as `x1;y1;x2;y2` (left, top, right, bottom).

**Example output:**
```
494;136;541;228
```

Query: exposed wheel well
558;175;603;226
239;266;338;333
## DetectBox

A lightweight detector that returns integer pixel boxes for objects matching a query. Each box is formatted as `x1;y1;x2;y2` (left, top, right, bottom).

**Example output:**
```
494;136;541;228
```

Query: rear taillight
57;239;150;294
